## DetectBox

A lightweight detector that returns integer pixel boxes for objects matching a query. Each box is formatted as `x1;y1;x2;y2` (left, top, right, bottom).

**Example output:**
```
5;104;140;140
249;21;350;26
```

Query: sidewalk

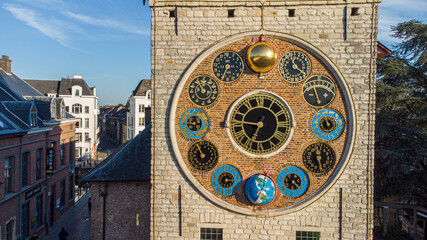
40;191;91;240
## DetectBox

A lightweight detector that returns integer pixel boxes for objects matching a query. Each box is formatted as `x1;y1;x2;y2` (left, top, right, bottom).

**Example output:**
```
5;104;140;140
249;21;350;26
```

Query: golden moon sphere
246;42;278;73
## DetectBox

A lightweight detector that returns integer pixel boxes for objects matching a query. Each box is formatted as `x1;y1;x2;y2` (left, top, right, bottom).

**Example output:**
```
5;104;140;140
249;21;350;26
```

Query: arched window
75;89;80;96
72;104;82;114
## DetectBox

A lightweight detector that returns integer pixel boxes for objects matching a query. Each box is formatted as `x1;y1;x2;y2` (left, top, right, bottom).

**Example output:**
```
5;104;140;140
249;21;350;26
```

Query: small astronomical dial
179;108;209;139
211;165;242;196
303;143;336;175
278;51;312;83
188;141;218;171
229;93;293;155
212;51;244;83
188;76;219;107
303;75;336;107
312;109;345;141
277;166;309;198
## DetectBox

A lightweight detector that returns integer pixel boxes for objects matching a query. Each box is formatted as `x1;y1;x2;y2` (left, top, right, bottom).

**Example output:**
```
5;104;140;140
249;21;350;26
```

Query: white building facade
26;74;99;159
126;79;151;140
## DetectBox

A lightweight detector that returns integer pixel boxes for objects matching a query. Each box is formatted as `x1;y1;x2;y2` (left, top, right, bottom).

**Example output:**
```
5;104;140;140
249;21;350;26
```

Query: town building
98;106;128;144
0;55;77;239
25;75;100;161
82;125;151;240
126;79;151;140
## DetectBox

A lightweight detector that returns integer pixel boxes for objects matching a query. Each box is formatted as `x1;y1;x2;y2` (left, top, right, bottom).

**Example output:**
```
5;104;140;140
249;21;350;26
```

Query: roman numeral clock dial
228;93;293;155
170;35;355;216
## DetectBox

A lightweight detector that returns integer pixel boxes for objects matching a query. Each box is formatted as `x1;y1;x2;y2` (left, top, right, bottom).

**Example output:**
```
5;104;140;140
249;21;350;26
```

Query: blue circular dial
277;166;309;198
179;108;209;139
211;165;242;196
312;109;344;141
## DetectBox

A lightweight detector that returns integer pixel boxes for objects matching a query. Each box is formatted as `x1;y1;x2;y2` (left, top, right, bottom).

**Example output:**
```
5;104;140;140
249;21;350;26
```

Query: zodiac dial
212;51;244;83
229;93;293;155
302;143;336;175
188;141;218;171
277;166;309;198
211;165;242;196
179;108;209;139
278;51;312;83
188;76;219;107
312;109;345;141
303;75;336;107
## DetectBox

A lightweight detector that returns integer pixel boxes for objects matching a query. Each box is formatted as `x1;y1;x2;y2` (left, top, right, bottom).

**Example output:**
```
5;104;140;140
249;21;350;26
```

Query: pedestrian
58;227;69;240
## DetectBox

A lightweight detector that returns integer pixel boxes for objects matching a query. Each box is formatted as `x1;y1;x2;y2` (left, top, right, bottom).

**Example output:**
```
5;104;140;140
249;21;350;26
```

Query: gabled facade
25;74;99;160
126;79;151;140
0;55;77;240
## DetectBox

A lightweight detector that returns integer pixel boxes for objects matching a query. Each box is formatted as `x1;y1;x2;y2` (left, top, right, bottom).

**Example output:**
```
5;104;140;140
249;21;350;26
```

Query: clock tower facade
150;0;379;239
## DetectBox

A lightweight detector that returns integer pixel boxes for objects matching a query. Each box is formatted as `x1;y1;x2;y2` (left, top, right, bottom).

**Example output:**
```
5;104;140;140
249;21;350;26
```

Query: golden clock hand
196;144;205;159
313;87;321;104
221;64;230;81
316;155;322;170
292;59;305;74
196;81;207;94
325;117;331;127
251;116;265;140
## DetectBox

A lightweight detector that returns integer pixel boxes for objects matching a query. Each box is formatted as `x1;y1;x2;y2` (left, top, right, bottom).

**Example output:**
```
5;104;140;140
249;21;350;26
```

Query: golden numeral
256;97;264;106
275;109;285;116
275;131;287;142
277;121;289;128
234;130;245;141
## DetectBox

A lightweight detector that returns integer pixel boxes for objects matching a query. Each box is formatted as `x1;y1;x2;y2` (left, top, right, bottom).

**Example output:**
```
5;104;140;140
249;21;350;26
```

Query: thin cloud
63;11;150;36
3;4;71;47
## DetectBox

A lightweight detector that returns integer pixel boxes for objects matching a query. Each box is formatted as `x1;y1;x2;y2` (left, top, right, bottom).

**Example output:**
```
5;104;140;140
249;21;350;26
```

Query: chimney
73;73;82;79
0;55;12;74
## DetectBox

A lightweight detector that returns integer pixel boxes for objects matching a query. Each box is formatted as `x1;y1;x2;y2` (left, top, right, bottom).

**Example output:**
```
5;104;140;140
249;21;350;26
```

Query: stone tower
150;0;380;239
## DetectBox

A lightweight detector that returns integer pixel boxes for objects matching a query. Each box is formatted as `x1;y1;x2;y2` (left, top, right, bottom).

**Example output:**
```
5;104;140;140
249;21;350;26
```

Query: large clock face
170;33;355;215
229;93;292;155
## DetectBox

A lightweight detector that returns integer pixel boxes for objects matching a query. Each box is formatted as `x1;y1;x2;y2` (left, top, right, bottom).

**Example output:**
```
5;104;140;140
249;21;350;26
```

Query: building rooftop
82;124;151;182
132;79;151;97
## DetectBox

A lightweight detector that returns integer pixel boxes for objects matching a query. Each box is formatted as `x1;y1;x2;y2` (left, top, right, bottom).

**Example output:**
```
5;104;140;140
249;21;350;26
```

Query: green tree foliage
375;20;427;204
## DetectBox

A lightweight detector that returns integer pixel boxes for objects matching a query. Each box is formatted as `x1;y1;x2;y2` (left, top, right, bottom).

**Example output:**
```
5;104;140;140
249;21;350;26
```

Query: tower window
289;9;296;17
169;10;175;18
296;231;320;240
201;228;223;240
351;7;359;16
228;9;235;18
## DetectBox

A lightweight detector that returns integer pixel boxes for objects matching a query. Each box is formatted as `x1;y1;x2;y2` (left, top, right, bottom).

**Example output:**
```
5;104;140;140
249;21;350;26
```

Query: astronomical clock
169;34;355;215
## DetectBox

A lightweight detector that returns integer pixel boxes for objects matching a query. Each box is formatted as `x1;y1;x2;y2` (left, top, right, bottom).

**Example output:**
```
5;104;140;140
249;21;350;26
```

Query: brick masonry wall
151;1;378;239
90;181;151;240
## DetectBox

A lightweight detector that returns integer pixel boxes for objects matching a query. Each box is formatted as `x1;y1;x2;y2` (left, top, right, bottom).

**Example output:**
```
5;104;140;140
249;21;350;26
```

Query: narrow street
39;191;91;240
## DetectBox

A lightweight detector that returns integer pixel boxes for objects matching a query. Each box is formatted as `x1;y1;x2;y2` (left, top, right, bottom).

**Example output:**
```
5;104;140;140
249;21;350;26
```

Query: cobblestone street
40;191;91;240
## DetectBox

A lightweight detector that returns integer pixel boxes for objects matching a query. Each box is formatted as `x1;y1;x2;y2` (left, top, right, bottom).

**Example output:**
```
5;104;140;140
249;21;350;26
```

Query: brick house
81;125;151;240
0;55;77;239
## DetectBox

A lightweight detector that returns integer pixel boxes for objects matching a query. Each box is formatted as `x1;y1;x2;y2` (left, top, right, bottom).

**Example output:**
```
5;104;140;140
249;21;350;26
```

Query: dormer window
72;85;83;97
147;90;151;99
30;105;37;127
60;101;66;118
51;99;57;119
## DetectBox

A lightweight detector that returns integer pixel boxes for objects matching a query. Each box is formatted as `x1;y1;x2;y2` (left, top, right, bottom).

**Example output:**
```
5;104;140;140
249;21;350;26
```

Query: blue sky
0;0;426;105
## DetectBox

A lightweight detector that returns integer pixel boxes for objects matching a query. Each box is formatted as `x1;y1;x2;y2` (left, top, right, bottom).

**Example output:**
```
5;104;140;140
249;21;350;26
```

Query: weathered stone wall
90;181;151;240
150;1;378;239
